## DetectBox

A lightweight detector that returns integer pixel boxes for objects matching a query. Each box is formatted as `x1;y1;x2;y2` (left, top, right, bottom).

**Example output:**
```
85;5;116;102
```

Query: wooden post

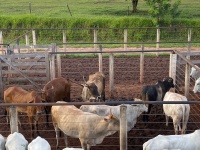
50;44;56;80
0;59;3;99
63;30;67;52
57;47;62;77
109;53;114;98
9;106;19;133
94;29;97;51
120;105;127;150
169;53;177;93
45;52;50;81
124;29;127;51
185;28;192;98
0;30;3;54
156;28;160;56
32;29;36;52
140;44;144;83
25;32;30;53
98;45;103;73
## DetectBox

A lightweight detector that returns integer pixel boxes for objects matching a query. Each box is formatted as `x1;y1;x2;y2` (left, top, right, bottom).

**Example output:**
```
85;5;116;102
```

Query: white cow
5;132;28;150
143;129;200;150
28;136;51;150
51;101;120;150
193;77;200;93
80;98;148;132
0;134;6;150
190;65;200;80
163;91;190;135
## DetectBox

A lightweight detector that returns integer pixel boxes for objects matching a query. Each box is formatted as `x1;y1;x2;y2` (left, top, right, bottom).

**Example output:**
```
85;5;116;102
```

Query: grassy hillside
0;0;199;20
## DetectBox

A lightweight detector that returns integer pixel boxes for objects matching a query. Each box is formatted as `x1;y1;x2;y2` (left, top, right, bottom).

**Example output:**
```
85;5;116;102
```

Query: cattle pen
0;26;200;149
0;47;200;149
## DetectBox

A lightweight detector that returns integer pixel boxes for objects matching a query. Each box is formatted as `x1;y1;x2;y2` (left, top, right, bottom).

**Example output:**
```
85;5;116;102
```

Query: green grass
0;0;199;20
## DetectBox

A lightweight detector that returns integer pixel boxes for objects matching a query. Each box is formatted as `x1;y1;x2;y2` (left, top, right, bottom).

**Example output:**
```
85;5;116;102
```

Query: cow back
43;77;71;102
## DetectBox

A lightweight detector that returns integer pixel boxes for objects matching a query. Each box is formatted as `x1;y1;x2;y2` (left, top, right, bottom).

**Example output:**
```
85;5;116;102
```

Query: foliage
144;0;181;26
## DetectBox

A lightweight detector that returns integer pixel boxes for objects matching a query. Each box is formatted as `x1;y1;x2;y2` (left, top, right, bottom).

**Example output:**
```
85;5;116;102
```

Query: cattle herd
1;67;200;150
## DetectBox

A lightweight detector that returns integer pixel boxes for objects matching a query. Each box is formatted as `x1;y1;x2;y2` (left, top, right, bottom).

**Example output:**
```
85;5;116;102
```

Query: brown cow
42;77;71;127
4;86;45;139
81;72;105;102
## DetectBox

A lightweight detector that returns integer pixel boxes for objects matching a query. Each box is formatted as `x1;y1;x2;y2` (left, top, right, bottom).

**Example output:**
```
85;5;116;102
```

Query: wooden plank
179;60;200;65
4;77;48;82
2;69;46;74
1;62;46;67
3;53;46;59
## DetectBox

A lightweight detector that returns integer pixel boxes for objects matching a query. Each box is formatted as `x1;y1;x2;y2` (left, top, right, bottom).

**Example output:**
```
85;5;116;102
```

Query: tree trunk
132;0;138;13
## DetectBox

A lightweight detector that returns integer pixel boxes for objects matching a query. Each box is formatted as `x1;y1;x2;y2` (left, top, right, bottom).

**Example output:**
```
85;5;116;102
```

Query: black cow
141;77;175;122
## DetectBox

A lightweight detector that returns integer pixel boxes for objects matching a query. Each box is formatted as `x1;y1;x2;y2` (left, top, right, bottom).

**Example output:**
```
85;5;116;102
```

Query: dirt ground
0;54;199;150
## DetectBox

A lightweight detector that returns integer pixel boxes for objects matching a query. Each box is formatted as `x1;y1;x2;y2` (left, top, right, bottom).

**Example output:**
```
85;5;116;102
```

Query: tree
144;0;181;26
126;0;139;13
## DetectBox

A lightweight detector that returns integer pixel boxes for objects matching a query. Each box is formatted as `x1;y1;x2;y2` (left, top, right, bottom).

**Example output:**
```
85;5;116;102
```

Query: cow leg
165;115;169;126
34;115;40;136
28;116;34;139
44;106;50;128
63;133;68;148
5;108;10;127
80;139;88;150
54;125;60;149
143;104;152;123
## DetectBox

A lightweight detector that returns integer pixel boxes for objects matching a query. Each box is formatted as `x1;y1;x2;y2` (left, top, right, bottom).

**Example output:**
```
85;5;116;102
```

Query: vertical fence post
32;29;36;52
185;28;191;98
94;29;97;51
25;32;30;53
50;43;56;80
9;106;19;133
0;59;3;99
169;53;177;92
156;28;160;56
120;105;127;150
140;44;144;83
63;30;67;52
57;47;62;77
109;53;114;98
98;45;103;73
124;29;127;51
0;30;3;54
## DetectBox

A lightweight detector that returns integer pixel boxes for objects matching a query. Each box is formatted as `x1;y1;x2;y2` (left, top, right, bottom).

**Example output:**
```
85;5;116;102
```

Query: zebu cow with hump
141;77;175;122
81;72;105;102
51;101;120;150
42;77;71;127
80;98;148;132
163;91;190;135
143;130;200;150
4;86;45;139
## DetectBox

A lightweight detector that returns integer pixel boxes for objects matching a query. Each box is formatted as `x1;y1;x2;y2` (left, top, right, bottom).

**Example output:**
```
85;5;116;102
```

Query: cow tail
181;104;186;132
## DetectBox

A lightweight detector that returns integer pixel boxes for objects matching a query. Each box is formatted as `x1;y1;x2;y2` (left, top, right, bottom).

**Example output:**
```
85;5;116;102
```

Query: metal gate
0;52;51;100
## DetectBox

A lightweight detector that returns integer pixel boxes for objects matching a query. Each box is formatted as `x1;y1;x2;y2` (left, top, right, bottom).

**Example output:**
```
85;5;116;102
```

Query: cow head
41;86;56;102
162;77;175;91
193;78;200;93
29;91;46;115
81;81;100;102
133;98;148;116
190;65;199;80
104;113;120;132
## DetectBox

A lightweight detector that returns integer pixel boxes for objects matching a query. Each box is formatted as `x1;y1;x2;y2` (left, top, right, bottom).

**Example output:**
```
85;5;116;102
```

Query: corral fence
0;27;200;149
0;49;200;149
0;27;200;54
